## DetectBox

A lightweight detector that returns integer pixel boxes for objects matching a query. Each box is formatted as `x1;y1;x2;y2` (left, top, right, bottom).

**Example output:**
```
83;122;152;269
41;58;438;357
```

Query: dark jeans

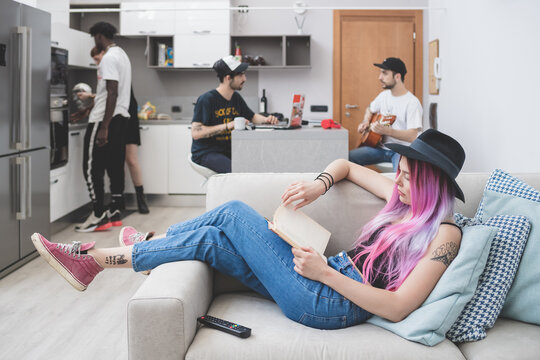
195;152;231;173
82;115;128;216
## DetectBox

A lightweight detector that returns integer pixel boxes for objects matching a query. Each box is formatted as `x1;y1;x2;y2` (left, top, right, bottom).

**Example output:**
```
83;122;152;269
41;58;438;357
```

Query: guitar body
356;113;397;148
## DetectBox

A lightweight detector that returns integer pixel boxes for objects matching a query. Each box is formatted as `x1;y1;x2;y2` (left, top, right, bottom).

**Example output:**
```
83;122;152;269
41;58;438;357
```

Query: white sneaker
74;212;111;233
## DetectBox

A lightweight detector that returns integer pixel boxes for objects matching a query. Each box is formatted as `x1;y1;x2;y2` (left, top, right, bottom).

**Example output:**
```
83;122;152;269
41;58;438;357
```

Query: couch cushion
457;318;540;360
186;293;465;360
206;173;389;256
475;170;540;325
367;225;497;346
447;214;530;342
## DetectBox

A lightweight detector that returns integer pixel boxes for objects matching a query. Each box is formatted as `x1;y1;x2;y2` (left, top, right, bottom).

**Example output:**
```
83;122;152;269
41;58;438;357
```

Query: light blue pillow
475;169;540;325
446;214;530;342
367;225;497;346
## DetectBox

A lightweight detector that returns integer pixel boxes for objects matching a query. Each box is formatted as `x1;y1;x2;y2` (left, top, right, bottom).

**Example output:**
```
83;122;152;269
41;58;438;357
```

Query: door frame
333;10;423;124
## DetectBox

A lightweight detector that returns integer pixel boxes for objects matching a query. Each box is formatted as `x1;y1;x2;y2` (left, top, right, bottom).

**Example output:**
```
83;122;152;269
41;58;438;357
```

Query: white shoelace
128;232;148;244
56;241;82;258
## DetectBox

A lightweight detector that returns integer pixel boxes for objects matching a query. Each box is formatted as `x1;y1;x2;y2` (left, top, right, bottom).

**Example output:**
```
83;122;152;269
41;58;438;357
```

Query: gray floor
0;206;205;360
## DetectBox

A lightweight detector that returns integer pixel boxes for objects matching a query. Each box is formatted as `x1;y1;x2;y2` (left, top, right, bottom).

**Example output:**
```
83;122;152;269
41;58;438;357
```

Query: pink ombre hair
352;157;456;291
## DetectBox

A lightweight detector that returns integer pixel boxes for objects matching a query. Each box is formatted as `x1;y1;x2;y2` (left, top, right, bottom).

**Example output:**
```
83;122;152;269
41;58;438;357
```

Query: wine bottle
259;89;267;113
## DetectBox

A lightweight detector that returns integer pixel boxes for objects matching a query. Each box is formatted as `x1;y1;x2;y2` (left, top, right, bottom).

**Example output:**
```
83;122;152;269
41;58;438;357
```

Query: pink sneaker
31;233;103;291
119;226;154;247
119;226;154;275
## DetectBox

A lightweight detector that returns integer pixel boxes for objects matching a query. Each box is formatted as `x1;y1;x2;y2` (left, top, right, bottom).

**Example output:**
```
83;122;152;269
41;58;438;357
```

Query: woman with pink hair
32;129;465;328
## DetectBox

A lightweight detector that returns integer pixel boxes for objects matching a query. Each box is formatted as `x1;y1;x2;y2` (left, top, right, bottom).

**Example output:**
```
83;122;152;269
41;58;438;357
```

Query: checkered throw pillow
476;169;540;219
446;214;530;342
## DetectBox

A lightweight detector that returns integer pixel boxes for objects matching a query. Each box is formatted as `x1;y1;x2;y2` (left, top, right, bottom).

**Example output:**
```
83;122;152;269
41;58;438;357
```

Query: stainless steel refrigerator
0;0;51;273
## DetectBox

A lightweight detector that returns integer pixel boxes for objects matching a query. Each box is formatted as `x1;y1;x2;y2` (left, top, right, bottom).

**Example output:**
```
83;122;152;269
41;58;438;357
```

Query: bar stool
188;155;217;185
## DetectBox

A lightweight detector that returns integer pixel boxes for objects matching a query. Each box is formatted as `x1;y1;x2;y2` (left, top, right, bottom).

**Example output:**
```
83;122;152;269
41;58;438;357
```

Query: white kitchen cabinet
173;34;229;68
174;1;229;35
126;124;169;194
50;167;69;222
51;23;96;68
66;129;91;212
172;1;229;68
120;2;175;36
50;128;91;222
168;125;207;194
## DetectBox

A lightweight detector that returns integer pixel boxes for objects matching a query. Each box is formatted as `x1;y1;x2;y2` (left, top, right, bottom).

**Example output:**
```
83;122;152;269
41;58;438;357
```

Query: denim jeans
349;145;400;171
132;200;372;329
194;152;231;173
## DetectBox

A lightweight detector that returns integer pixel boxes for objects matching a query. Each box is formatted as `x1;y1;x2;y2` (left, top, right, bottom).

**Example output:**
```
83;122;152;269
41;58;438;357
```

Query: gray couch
127;172;540;360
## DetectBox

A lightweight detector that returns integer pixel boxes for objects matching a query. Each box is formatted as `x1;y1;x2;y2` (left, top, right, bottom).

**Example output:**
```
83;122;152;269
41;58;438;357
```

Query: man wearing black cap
191;55;279;173
349;57;423;172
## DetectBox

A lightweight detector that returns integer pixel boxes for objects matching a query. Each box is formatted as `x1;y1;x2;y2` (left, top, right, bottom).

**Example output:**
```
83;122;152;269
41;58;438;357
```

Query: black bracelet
320;172;335;186
317;174;332;190
317;173;331;187
314;177;329;194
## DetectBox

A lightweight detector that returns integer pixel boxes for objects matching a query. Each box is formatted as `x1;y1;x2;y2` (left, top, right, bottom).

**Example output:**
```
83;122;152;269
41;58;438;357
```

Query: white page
273;205;331;255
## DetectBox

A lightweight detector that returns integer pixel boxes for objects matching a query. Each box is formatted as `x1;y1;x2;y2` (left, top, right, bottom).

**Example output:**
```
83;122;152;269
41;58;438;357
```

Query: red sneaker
108;209;123;227
31;233;103;291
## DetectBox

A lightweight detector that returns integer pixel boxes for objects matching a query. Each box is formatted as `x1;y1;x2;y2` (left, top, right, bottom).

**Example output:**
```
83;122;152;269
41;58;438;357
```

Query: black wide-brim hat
386;129;466;202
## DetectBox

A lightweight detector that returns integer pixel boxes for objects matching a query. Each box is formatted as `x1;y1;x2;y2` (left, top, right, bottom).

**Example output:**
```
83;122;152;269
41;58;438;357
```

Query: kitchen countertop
68;119;192;130
138;119;192;125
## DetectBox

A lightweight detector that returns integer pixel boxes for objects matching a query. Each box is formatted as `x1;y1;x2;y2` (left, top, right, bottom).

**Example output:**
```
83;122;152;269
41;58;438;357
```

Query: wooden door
333;10;423;150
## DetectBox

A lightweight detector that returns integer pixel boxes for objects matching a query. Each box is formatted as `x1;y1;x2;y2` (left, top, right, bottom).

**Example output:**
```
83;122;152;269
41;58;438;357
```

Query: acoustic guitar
355;113;396;148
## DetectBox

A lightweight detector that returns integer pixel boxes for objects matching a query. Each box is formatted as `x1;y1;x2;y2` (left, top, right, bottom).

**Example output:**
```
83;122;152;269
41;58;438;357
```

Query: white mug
234;117;246;130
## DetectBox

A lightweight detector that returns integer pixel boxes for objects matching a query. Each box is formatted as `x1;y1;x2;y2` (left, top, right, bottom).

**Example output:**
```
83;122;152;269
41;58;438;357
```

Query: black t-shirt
191;89;255;162
347;226;389;289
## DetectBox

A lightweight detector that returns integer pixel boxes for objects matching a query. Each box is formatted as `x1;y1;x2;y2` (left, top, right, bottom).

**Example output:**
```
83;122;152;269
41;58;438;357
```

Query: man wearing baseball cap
349;57;423;171
191;55;279;173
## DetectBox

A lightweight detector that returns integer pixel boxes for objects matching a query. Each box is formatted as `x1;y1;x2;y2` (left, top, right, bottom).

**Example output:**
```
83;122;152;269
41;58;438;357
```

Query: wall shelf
231;35;311;69
143;34;311;70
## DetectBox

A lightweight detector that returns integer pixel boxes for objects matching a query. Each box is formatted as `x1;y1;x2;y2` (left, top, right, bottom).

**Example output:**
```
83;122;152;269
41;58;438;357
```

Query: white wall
427;0;540;172
232;0;428;120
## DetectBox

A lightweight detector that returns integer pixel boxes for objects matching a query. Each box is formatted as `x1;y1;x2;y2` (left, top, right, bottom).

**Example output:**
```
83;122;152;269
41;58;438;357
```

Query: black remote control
197;315;251;338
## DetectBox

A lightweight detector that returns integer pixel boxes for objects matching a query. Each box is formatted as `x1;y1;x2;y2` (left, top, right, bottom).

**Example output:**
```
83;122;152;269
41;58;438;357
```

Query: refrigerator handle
15;26;32;151
16;156;32;220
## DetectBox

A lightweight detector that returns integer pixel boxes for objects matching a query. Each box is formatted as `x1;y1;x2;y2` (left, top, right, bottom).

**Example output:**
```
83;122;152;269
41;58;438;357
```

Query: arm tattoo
192;123;225;138
203;128;225;138
105;254;128;265
430;242;458;267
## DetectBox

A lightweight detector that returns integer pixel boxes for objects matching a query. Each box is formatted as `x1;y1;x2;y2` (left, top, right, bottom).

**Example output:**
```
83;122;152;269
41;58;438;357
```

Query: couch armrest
127;260;213;360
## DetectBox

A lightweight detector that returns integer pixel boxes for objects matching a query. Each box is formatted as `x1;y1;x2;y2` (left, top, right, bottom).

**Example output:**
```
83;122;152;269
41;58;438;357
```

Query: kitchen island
231;127;348;173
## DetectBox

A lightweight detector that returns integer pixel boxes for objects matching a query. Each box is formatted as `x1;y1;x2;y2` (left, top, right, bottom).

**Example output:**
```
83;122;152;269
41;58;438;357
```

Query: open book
267;205;331;255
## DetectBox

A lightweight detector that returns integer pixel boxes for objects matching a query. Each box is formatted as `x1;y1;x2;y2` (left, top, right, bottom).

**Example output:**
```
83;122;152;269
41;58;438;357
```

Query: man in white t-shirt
76;22;132;232
349;57;423;171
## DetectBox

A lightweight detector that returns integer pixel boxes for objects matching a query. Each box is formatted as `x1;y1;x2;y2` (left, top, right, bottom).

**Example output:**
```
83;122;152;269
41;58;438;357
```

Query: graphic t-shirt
191;89;255;161
369;90;423;148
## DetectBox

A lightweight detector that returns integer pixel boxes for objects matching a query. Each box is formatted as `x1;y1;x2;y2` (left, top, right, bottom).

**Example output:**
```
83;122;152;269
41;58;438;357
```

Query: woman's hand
281;180;326;210
292;247;329;282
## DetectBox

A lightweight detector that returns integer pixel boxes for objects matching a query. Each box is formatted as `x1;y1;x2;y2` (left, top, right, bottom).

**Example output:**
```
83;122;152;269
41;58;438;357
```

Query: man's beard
381;81;395;90
230;81;244;91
